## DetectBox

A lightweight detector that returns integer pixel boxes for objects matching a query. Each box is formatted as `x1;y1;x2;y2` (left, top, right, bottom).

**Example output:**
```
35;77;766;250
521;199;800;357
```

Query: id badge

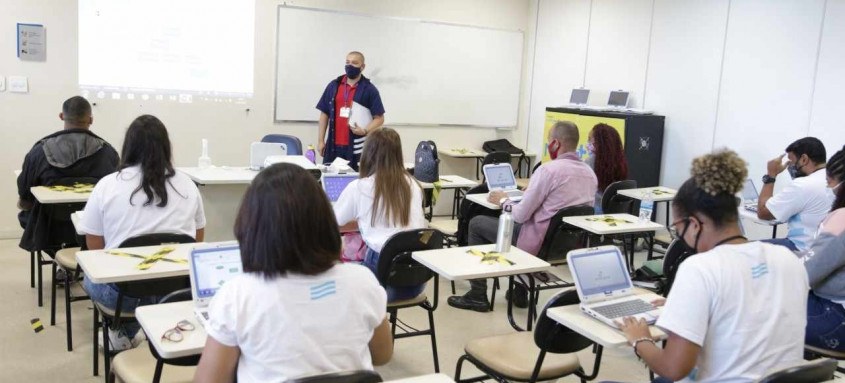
339;107;351;118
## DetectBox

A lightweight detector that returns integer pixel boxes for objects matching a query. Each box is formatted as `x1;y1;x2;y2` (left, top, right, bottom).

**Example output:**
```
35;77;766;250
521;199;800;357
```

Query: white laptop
567;246;662;328
607;90;630;109
250;142;287;170
569;88;590;106
742;179;759;213
188;243;243;327
482;163;523;199
321;173;358;203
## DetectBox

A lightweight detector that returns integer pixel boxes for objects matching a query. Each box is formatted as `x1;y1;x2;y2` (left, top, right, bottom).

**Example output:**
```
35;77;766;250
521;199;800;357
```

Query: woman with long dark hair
333;128;426;302
588;123;627;213
194;164;392;382
618;149;807;382
79;115;206;349
803;144;845;351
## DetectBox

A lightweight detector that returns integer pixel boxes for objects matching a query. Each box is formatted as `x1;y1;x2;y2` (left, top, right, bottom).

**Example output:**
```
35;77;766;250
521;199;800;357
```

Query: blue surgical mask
345;64;362;79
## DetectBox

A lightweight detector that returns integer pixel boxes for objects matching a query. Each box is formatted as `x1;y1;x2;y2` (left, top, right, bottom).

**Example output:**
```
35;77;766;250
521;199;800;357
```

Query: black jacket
17;128;119;251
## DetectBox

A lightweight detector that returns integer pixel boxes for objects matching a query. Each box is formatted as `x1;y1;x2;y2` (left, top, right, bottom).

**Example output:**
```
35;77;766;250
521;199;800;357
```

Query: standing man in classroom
316;51;385;171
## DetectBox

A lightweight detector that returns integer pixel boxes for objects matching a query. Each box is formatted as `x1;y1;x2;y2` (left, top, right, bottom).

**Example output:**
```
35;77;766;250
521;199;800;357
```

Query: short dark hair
785;137;826;164
234;163;341;277
62;96;92;124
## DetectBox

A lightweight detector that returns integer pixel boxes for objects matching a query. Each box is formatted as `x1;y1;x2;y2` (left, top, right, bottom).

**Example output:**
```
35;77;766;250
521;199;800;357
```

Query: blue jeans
363;248;425;303
761;238;798;251
806;291;845;351
83;277;157;337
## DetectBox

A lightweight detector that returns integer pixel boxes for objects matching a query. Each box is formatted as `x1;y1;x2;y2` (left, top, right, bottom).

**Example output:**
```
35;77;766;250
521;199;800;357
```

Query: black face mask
679;219;701;255
788;157;807;179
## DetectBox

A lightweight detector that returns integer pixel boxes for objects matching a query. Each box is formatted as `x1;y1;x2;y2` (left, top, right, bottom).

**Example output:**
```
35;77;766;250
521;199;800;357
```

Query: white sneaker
98;328;133;351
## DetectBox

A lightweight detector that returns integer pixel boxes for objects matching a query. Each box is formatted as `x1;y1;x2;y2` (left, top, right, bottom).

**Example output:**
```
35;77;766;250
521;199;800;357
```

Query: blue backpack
414;140;440;183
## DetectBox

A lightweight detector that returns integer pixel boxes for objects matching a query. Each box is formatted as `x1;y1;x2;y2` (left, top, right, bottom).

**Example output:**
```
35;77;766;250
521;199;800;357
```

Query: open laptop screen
570;248;631;296
322;174;358;202
608;91;629;107
190;246;243;299
569;88;589;104
483;164;517;190
742;179;758;201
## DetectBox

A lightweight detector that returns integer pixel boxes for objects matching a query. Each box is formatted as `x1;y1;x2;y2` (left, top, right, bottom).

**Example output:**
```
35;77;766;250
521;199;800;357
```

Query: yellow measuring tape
105;246;186;270
467;249;515;265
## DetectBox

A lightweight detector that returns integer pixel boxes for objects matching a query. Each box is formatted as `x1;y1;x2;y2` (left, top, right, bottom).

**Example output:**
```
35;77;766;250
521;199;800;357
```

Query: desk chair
287;370;383;383
261;134;303;155
755;358;837;383
111;288;199;383
599;180;654;269
21;176;96;307
512;205;594;328
51;247;89;351
454;290;598;383
661;239;694;297
376;229;444;373
454;184;502;304
90;233;195;381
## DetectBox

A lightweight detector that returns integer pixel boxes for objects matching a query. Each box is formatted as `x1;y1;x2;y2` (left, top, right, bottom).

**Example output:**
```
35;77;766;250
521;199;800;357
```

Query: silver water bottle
495;204;514;253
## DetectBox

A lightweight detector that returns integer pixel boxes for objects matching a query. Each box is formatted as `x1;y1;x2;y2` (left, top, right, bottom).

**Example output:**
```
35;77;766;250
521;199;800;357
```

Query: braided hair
828;145;845;210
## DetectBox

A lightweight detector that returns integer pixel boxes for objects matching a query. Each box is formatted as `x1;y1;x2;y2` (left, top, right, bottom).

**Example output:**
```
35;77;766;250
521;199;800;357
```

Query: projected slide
78;0;254;103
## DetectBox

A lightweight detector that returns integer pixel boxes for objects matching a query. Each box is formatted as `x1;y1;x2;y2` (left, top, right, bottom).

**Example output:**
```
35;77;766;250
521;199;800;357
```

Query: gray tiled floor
0;238;653;382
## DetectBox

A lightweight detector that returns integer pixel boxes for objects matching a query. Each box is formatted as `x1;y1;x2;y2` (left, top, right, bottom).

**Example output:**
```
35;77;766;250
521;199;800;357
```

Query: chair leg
65;271;73;351
93;308;99;376
37;251;44;307
450;281;456;295
427;308;440;372
103;315;111;383
389;310;398;342
30;251;36;288
51;262;58;326
454;354;468;382
153;360;164;383
489;278;497;311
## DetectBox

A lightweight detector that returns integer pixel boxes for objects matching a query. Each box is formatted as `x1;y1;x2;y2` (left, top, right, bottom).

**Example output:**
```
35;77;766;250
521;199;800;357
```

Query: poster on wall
17;23;46;61
542;112;626;163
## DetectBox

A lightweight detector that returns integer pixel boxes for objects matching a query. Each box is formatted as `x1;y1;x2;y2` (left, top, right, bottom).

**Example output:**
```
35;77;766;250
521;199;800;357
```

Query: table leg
771;225;777;239
475;158;483;180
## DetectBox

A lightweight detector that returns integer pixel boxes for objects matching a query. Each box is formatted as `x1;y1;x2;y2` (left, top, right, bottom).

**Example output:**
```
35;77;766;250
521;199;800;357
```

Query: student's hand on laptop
617;316;651;342
767;154;787;177
651;298;666;308
488;190;507;206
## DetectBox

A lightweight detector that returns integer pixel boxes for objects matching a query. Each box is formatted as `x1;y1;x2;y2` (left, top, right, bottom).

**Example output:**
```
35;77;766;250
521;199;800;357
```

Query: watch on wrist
762;174;776;184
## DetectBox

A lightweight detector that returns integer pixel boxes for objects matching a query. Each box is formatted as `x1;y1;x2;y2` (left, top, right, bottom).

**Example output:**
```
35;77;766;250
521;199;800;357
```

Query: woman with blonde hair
334;128;427;301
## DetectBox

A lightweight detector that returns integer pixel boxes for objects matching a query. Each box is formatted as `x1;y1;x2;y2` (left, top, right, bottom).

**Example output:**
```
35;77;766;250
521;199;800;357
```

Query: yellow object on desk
467;248;515;265
585;216;634;227
106;246;187;270
47;183;94;193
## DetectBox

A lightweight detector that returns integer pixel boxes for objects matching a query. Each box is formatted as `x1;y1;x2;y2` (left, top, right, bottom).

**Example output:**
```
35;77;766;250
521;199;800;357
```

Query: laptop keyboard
592;299;654;319
744;204;758;213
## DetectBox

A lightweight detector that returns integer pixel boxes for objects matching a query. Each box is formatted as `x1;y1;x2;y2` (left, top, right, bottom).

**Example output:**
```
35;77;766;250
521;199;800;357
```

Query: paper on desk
329;157;351;173
349;101;372;129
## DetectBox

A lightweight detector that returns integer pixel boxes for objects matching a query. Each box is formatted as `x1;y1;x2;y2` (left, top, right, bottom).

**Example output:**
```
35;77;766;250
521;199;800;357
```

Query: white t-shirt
765;169;834;251
78;166;206;249
333;175;427;252
657;242;808;382
205;263;387;383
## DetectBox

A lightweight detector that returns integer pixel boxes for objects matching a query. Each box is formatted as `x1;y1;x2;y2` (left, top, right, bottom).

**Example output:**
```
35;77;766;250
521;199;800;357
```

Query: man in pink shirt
448;121;597;312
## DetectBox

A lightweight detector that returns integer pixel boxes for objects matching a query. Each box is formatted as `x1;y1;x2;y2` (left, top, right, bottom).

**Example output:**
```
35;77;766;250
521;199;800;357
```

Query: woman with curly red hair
588;123;628;213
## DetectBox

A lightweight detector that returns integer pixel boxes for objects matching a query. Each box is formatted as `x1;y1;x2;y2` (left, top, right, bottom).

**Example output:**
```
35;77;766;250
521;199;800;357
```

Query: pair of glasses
668;217;691;240
161;320;195;342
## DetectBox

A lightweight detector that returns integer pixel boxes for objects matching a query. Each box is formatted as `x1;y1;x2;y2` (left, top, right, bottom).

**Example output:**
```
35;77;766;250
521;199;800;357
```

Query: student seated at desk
17;96;119;248
194;163;392;383
333;128;427;302
78;115;206;350
618;149;808;382
757;137;833;251
803;145;845;351
448;121;597;312
585;123;627;214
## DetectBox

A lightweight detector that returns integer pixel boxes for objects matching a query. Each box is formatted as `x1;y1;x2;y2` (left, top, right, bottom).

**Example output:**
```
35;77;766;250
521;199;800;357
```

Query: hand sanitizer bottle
198;138;212;169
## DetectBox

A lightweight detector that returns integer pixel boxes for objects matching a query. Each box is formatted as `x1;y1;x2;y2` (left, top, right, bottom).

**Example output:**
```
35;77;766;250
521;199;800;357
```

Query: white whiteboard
274;6;524;127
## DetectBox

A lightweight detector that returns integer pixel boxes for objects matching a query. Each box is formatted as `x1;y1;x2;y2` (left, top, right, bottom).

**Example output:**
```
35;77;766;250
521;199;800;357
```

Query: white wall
0;0;532;238
528;0;845;239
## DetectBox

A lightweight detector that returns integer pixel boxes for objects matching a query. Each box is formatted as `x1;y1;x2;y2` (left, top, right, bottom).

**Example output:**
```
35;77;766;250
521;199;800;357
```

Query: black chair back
601;180;638;215
145;288;201;367
482;151;511;167
661;239;694;296
533;290;593;354
261;134;304;155
756;359;838;383
287;370;383;383
456;184;497;246
118;233;196;298
376;229;443;288
536;205;594;262
20;176;98;252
